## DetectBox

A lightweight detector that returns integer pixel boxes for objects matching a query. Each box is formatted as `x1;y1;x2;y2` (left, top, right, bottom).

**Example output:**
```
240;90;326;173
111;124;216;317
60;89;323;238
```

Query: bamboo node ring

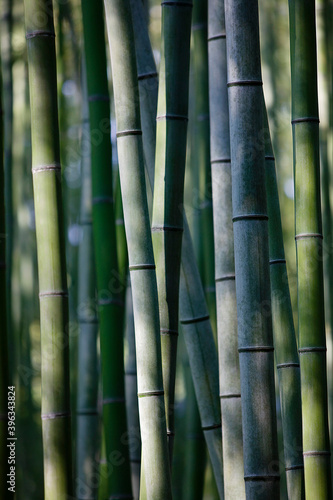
180;314;209;325
215;274;235;282
129;264;155;271
269;259;286;265
220;393;241;399
303;450;331;457
116;129;142;138
210;157;231;164
298;347;326;353
232;214;268;223
291;117;320;124
265;155;275;161
208;33;226;42
276;363;300;369
76;409;98;416
138;390;164;398
41;411;70;420
161;1;193;7
295;232;323;240
39;291;68;298
238;346;274;353
202;423;221;431
138;72;158;81
26;30;55;39
227;80;263;88
244;474;280;482
32;163;61;173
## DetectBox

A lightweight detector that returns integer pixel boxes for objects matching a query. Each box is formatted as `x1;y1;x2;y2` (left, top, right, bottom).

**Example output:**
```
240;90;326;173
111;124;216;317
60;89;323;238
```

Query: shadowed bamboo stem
131;1;223;495
104;0;173;497
152;0;192;462
262;102;305;499
81;0;132;496
224;0;280;497
24;0;73;497
208;0;244;497
288;1;332;497
75;91;99;500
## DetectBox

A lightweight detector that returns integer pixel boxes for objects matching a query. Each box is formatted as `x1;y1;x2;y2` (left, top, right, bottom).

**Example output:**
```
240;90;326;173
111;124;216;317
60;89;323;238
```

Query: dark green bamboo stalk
0;48;8;500
151;0;192;462
208;0;244;497
263;104;305;499
75;98;99;500
191;0;216;339
288;1;332;497
131;1;223;495
2;0;13;384
81;0;132;497
24;1;73;498
224;1;279;498
124;283;141;500
103;0;172;497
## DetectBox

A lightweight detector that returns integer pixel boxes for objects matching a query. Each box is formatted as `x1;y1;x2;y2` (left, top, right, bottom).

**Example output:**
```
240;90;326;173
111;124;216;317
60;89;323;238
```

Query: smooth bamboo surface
24;0;73;497
224;0;280;497
104;0;173;497
289;1;332;497
208;0;244;497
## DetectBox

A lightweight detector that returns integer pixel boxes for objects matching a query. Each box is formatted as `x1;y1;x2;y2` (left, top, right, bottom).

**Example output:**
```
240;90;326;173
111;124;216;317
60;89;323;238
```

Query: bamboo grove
1;0;333;499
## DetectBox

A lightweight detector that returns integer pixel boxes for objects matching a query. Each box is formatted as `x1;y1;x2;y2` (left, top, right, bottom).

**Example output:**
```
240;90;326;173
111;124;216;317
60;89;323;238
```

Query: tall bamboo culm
75;90;99;500
0;50;9;500
263;104;305;499
131;2;223;495
288;1;332;497
104;0;173;497
224;1;280;497
152;0;192;462
208;0;244;497
81;0;132;497
24;0;73;498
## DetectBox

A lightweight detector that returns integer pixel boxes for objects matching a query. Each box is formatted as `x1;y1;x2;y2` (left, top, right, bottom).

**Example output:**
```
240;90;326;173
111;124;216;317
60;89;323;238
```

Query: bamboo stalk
208;0;244;497
81;0;132;497
131;1;223;495
263;104;305;499
152;0;192;462
24;0;73;497
75;93;99;500
0;47;8;500
224;1;280;497
288;1;332;497
103;0;173;497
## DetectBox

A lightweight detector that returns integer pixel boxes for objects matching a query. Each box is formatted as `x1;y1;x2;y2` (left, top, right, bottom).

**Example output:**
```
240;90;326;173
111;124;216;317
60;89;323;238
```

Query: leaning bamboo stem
104;0;172;497
208;0;244;497
224;1;280;497
24;0;73;497
288;1;332;497
81;0;132;496
152;0;192;462
131;1;223;495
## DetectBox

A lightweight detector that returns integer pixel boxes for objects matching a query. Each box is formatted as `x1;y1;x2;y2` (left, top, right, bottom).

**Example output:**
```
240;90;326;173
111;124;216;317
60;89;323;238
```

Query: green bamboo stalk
263;104;305;499
131;1;223;495
103;0;172;497
0;47;8;500
24;0;73;498
151;0;192;462
288;1;332;497
224;1;280;498
124;283;141;500
2;0;14;385
75;95;99;500
191;0;216;339
81;0;132;497
208;0;244;497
